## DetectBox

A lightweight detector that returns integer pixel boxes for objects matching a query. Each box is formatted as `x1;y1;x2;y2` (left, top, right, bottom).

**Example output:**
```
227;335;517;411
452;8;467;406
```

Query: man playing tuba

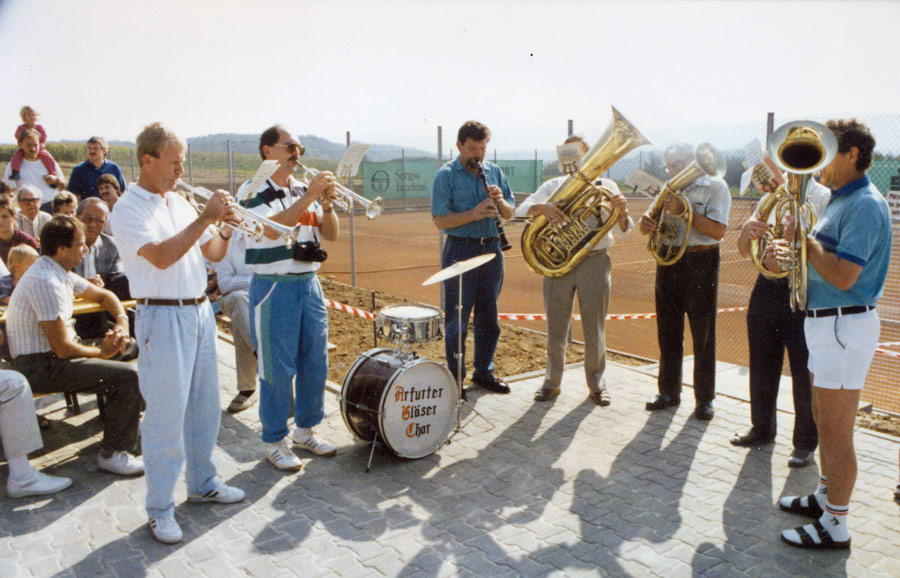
516;135;632;405
638;142;731;420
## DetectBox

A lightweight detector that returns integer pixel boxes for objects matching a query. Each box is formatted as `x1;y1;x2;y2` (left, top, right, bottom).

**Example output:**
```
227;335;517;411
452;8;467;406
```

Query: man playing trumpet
516;135;633;405
239;125;339;472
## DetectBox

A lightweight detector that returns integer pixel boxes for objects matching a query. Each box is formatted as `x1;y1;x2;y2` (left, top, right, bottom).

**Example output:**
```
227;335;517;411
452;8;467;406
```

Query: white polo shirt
110;183;214;299
6;256;89;358
3;159;65;204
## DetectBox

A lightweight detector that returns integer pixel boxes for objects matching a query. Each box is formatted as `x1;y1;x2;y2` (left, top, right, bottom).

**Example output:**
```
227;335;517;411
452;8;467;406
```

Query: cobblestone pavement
1;338;898;577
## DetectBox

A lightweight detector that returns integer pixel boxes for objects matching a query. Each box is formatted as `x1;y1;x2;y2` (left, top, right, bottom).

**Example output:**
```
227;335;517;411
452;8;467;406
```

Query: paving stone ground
1;336;898;577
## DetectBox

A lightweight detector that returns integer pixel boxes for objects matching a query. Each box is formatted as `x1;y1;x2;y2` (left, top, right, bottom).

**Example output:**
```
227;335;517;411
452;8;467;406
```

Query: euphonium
748;120;837;312
647;143;727;266
521;106;652;277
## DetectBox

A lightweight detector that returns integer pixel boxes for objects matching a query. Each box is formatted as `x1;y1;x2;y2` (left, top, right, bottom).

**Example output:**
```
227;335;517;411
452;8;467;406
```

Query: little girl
8;106;58;180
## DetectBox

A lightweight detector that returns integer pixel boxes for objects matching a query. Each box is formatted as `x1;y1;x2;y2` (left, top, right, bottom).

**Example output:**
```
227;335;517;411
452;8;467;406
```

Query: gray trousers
542;250;611;393
0;369;43;459
219;289;257;392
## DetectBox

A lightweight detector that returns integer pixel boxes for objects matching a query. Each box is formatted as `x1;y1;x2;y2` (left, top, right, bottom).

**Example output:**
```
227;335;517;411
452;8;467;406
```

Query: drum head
379;305;441;320
378;358;457;459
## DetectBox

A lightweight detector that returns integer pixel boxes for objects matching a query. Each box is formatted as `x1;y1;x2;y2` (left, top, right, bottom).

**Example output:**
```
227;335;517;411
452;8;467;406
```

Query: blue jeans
249;274;328;444
135;302;222;519
441;237;504;382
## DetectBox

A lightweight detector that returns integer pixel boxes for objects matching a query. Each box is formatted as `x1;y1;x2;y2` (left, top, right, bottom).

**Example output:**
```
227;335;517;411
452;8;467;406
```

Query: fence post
401;149;407;210
568;119;573;137
347;131;356;287
226;140;234;194
766;112;775;147
437;126;445;312
534;149;539;192
188;144;194;186
130;149;136;182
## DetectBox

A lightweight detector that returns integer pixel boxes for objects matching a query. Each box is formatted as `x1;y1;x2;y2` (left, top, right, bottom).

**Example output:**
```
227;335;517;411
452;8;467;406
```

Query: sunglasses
273;143;305;156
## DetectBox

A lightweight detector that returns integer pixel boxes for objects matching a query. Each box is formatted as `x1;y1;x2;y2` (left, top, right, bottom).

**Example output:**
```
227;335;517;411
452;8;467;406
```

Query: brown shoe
589;390;610;406
533;387;561;401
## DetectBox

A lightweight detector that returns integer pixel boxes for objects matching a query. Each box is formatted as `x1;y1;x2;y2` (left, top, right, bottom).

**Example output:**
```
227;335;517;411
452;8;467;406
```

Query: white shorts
805;309;880;390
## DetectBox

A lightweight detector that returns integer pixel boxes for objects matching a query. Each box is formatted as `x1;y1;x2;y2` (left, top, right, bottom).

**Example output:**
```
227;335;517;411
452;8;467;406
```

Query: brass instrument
174;180;303;248
520;106;652;277
748;120;837;311
297;163;384;220
647;143;726;266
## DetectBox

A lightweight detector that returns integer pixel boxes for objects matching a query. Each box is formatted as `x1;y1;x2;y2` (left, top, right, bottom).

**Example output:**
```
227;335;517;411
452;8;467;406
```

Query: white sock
7;456;36;484
819;502;850;542
779;476;826;510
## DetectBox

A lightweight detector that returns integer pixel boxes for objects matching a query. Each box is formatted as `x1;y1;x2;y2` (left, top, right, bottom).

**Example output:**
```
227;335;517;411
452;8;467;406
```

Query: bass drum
340;348;458;459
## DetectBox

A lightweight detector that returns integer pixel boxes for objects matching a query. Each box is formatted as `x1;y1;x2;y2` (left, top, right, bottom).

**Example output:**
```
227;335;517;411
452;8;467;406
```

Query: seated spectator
3;128;66;211
6;216;143;477
67;137;127;201
1;368;72;498
0;245;39;305
7;106;59;183
97;174;121;235
0;197;39;265
211;232;258;413
15;185;52;239
51;191;78;217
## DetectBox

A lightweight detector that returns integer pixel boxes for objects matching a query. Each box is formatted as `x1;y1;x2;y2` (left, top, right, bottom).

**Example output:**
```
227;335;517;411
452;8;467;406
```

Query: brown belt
683;244;718;254
136;295;208;306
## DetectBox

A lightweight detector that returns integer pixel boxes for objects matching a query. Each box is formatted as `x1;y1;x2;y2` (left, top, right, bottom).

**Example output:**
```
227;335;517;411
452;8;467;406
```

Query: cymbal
422;253;496;286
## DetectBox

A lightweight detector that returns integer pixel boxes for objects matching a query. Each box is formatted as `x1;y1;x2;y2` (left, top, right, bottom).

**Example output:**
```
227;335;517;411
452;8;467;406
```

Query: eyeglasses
18;198;40;204
80;215;107;225
272;143;305;156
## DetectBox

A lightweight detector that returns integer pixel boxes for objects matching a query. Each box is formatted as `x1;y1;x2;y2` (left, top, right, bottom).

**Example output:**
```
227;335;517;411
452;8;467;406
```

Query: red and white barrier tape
875;348;900;359
323;299;376;321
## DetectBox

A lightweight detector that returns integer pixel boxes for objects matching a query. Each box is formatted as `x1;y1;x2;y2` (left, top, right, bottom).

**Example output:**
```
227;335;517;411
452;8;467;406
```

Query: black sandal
781;520;851;550
779;495;823;519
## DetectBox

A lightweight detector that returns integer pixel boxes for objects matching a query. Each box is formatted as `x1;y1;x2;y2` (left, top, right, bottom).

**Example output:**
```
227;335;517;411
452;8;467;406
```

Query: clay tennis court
317;199;900;414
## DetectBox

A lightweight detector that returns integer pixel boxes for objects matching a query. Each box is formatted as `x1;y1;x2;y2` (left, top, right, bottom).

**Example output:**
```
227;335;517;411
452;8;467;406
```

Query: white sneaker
149;516;183;544
292;427;337;457
187;482;246;504
265;439;303;471
227;390;258;413
97;451;145;476
6;471;73;498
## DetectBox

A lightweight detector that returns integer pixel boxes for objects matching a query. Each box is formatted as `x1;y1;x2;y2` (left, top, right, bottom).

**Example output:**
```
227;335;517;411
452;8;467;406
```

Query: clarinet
474;161;512;251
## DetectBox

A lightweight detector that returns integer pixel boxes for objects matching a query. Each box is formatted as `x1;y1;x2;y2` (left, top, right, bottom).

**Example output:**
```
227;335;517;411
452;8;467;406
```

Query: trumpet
297;163;384;220
174;180;303;248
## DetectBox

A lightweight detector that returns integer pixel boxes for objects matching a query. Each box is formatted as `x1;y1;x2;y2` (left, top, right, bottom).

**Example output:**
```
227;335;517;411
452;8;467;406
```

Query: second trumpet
298;163;384;220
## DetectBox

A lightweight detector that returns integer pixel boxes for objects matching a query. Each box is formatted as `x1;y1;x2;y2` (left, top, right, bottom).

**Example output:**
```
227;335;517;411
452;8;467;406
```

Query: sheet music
625;168;664;197
238;160;280;202
556;143;584;175
744;138;763;167
337;143;371;179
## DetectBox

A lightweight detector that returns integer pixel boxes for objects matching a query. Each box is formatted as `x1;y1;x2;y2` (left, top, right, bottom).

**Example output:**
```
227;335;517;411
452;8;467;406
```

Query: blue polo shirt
432;158;514;238
807;175;892;309
67;159;127;200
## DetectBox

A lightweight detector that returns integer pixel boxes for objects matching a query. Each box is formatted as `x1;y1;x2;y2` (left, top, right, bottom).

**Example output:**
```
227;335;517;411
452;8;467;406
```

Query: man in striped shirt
239;125;339;472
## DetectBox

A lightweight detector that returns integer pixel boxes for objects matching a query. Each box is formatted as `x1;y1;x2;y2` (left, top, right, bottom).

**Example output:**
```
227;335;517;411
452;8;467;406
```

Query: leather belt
449;236;499;246
683;244;718;254
136;295;208;307
807;305;874;318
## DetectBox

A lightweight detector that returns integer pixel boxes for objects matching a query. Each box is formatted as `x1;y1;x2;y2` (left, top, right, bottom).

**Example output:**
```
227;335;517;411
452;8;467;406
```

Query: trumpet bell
768;120;838;175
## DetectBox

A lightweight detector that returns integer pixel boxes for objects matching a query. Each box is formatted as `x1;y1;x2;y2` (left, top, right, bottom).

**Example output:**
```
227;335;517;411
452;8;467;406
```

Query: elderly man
15;185;52;239
110;122;244;544
778;119;891;550
67;137;127;201
516;135;633;406
1;368;72;498
638;142;731;421
238;125;339;472
3;129;66;209
211;232;257;413
6;216;143;479
432;120;515;396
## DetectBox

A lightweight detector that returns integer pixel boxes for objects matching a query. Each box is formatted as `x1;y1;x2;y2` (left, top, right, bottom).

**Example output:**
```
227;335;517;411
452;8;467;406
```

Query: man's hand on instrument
199;189;233;223
536;202;568;227
486;184;504;203
781;214;797;240
639;212;657;235
740;218;770;244
662;194;686;214
472;197;498;220
305;171;335;201
765;239;790;273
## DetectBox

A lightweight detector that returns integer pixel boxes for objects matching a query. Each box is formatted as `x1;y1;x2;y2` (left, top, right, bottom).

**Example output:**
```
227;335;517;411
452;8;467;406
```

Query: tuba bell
748;120;837;312
646;143;727;266
520;106;652;277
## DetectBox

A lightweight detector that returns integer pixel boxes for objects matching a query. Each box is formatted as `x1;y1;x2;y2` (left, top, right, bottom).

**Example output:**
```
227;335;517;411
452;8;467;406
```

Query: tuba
749;120;837;312
521;106;652;277
647;143;727;266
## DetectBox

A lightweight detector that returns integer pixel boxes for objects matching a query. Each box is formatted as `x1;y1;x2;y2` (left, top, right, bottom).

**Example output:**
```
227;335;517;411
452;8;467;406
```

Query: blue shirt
808;175;892;309
431;158;514;238
67;159;127;200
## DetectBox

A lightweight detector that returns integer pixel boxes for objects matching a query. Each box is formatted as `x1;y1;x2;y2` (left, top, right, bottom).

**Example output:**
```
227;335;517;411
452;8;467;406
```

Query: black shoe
694;402;714;420
730;429;774;447
472;374;510;394
645;394;680;411
9;170;20;181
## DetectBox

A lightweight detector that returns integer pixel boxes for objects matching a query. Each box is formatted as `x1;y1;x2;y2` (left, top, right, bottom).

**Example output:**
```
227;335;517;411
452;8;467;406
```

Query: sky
1;0;899;156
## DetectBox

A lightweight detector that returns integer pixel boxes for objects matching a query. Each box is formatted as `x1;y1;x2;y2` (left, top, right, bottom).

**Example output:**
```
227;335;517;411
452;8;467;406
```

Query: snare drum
377;304;443;344
340;348;458;459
